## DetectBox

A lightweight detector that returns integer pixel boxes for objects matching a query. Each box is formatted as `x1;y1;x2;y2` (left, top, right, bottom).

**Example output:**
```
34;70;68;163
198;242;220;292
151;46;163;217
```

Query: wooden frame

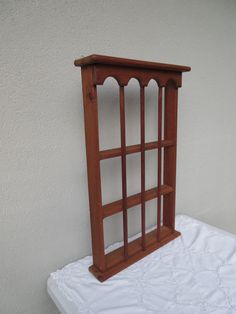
74;55;191;281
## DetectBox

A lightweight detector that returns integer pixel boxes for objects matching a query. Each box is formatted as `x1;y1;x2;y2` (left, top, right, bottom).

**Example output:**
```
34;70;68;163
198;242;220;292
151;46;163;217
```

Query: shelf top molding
74;54;191;73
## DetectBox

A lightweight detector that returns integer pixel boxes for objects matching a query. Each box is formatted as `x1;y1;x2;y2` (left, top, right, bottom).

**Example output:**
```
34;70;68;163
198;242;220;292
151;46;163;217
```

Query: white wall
1;0;236;313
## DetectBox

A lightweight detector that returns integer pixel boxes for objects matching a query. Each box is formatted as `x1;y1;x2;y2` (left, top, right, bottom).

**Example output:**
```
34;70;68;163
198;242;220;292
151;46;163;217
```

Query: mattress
47;215;236;314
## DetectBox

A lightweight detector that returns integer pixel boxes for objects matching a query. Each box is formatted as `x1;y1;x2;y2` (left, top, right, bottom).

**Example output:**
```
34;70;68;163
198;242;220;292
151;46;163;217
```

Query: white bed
47;215;236;314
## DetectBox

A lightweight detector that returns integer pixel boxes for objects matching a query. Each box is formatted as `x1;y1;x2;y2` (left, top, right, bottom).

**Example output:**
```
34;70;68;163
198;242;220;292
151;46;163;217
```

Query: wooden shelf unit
75;54;191;282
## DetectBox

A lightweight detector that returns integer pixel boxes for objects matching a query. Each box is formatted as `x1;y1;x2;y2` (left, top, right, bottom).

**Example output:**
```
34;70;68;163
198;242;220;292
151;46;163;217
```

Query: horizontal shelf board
99;140;175;160
74;54;191;72
89;227;181;281
103;184;174;218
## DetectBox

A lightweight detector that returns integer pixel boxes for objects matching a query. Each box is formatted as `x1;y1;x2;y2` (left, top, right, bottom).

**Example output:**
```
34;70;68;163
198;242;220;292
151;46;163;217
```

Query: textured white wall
1;0;236;313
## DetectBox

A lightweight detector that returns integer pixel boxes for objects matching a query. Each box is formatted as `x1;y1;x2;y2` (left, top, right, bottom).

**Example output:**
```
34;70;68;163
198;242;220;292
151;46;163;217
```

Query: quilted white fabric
48;215;236;314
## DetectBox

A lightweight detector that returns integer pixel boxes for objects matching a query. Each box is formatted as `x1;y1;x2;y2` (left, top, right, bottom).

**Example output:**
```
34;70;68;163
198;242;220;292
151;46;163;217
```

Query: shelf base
89;226;181;282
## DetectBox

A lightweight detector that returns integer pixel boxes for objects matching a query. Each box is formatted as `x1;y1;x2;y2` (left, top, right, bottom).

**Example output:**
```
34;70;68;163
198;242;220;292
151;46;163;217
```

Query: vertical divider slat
140;86;146;250
157;86;163;241
119;86;128;259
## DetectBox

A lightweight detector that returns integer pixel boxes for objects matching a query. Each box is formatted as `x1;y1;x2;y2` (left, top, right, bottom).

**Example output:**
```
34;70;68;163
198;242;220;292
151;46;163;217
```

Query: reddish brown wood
105;226;175;268
163;82;178;231
75;55;190;281
80;66;105;272
89;227;181;282
140;86;146;249
93;65;183;88
99;139;175;160
119;86;128;259
103;185;173;218
157;87;163;240
75;54;191;72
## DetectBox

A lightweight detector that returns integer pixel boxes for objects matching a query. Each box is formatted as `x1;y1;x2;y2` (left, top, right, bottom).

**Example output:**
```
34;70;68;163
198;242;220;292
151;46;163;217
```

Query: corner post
81;65;106;271
163;81;179;230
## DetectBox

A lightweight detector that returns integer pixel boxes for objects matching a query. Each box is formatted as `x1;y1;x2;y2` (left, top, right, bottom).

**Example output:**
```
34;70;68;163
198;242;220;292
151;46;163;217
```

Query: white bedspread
47;215;236;314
